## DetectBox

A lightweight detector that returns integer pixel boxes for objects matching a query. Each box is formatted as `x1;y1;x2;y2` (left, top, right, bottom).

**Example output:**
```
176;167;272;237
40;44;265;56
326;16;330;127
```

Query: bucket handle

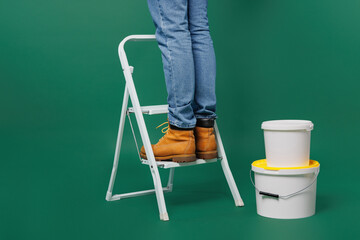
249;168;320;199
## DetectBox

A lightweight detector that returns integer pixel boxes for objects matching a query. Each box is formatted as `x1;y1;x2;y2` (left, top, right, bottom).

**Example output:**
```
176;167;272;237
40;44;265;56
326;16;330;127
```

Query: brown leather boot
140;122;196;162
194;118;218;159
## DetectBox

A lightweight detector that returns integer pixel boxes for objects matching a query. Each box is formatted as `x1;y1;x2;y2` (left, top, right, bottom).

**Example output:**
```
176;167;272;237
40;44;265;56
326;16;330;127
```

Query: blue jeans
147;0;216;129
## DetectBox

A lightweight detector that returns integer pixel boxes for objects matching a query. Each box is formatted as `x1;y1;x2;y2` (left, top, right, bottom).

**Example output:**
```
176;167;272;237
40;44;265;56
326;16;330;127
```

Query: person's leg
142;0;196;162
147;0;196;129
188;0;217;120
188;0;218;159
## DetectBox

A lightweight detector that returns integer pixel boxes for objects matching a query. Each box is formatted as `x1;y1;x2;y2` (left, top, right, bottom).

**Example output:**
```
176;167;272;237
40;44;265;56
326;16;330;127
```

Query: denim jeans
147;0;216;129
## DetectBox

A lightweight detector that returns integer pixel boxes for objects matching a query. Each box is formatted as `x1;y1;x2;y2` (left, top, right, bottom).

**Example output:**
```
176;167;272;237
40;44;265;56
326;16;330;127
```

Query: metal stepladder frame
105;35;244;221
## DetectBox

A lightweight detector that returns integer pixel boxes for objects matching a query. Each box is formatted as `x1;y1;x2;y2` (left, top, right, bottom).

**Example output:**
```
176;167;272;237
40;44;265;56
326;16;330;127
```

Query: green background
1;0;359;239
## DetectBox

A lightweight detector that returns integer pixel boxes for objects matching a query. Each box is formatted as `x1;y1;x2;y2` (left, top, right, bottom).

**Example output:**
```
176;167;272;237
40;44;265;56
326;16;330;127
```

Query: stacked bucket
251;120;320;219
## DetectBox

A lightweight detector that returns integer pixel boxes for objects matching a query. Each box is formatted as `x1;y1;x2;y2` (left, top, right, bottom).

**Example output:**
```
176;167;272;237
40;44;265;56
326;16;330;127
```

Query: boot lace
156;121;169;134
156;121;169;142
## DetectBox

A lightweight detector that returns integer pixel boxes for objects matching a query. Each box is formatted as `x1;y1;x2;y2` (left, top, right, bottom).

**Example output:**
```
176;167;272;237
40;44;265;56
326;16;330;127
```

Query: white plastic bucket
262;120;314;167
251;160;320;219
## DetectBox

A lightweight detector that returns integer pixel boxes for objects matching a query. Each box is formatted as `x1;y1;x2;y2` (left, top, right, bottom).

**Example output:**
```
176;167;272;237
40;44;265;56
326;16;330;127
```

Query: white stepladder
105;35;244;221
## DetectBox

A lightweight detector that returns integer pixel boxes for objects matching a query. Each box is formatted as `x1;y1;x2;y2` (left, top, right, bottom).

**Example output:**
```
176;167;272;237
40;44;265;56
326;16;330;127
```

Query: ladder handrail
118;35;156;71
116;34;170;220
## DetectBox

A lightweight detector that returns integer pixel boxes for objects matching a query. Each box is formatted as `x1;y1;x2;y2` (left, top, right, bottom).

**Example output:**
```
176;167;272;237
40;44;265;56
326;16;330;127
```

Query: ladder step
128;104;168;115
141;158;219;169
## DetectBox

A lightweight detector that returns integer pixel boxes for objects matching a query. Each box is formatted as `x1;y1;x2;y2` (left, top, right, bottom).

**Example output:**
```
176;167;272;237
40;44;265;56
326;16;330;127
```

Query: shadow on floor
316;194;341;213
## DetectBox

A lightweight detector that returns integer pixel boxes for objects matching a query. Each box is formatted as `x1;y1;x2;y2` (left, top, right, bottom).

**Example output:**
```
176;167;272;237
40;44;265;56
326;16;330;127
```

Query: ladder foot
235;199;245;207
106;191;112;201
160;212;169;221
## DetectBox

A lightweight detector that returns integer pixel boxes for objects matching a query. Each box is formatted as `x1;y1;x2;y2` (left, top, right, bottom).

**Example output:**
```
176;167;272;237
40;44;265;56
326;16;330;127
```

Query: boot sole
196;151;218;160
140;153;197;163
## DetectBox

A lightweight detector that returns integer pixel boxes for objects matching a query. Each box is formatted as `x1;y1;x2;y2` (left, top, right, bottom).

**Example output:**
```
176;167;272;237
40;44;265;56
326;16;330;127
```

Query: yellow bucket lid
252;159;320;175
252;159;319;170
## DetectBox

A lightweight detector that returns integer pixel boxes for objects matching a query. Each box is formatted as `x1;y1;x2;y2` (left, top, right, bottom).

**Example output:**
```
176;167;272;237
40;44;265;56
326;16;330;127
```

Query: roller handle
259;191;279;199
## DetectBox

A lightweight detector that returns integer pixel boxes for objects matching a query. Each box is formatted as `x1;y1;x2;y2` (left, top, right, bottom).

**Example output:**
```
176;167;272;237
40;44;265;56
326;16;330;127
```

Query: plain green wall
1;0;360;239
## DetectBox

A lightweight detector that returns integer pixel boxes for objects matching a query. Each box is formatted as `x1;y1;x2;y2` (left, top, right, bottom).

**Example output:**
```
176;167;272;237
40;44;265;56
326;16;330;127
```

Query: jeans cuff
194;114;217;120
168;120;195;129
